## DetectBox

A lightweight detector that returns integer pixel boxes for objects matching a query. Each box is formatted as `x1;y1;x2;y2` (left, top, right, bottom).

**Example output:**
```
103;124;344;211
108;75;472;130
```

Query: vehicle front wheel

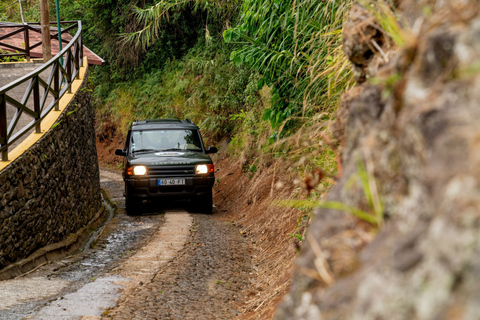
125;186;139;215
199;189;213;214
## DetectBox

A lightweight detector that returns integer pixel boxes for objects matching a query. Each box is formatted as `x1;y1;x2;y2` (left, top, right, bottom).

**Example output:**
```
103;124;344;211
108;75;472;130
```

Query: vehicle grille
147;165;195;177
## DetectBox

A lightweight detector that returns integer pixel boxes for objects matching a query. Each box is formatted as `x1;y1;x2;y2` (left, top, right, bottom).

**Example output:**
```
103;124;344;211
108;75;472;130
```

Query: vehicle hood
127;151;212;166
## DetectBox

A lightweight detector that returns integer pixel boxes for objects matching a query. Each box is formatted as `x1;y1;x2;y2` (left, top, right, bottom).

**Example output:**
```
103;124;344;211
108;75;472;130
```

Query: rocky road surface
0;168;252;319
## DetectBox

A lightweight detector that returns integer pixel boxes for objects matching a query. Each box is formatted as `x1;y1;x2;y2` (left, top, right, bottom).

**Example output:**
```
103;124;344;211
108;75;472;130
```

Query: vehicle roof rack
131;118;198;128
132;119;181;125
145;119;182;123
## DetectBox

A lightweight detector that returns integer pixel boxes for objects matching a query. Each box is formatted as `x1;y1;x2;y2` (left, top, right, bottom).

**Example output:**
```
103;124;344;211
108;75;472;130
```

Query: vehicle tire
125;186;139;215
199;189;213;214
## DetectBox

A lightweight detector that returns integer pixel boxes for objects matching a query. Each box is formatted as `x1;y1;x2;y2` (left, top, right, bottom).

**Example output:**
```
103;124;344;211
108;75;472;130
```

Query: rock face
0;68;102;270
276;1;480;319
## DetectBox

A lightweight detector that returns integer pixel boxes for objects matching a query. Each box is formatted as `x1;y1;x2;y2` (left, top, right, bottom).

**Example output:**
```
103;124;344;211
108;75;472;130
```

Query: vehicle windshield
130;129;203;153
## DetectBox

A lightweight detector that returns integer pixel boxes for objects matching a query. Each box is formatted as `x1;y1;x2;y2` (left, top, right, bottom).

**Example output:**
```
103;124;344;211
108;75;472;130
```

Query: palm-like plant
121;0;238;50
121;0;192;50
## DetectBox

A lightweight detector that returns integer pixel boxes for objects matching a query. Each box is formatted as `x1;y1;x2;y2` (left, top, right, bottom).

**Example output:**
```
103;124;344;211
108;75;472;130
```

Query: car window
131;129;203;152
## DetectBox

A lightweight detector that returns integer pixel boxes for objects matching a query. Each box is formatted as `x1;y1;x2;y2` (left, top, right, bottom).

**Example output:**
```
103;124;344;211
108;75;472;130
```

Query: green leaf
257;77;265;90
262;108;272;121
223;29;233;43
51;121;62;129
233;53;243;66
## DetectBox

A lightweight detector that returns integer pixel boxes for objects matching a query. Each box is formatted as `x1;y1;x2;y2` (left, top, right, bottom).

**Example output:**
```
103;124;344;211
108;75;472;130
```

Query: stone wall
0;67;102;270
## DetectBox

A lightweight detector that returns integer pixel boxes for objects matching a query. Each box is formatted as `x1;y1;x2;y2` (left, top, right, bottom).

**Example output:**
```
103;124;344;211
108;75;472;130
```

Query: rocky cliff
276;1;480;319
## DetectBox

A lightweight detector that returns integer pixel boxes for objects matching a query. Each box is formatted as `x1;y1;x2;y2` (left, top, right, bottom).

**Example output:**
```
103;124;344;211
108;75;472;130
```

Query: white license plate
158;179;185;186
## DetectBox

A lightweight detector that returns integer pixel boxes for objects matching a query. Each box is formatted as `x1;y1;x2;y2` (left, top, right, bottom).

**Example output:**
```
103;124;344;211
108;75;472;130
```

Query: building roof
0;22;105;66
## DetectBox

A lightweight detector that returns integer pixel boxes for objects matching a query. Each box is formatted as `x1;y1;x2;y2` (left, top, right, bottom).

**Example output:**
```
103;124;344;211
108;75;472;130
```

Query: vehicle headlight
196;164;214;174
133;165;147;175
196;164;208;174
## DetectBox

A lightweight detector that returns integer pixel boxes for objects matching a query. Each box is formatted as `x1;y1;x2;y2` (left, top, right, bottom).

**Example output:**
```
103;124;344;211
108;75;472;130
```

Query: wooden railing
0;21;83;161
0;21;80;60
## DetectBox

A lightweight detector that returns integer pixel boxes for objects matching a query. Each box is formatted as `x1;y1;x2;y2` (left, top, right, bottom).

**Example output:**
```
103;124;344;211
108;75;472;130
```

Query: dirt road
0;168;252;319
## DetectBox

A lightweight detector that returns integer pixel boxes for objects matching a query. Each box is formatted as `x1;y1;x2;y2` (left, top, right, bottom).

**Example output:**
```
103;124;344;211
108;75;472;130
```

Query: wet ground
0;168;253;319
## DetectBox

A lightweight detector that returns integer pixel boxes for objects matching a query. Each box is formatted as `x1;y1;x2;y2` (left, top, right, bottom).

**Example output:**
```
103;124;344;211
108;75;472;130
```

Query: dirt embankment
95;119;125;168
213;155;306;319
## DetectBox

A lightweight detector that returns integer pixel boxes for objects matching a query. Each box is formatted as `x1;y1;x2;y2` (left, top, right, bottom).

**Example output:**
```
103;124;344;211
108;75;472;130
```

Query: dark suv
115;119;217;215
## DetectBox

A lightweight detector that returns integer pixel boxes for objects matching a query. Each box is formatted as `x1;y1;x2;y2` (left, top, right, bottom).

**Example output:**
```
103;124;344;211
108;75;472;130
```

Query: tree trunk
39;0;52;62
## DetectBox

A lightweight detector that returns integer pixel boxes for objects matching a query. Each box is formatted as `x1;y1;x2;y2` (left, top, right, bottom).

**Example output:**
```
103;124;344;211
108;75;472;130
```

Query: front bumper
126;176;214;198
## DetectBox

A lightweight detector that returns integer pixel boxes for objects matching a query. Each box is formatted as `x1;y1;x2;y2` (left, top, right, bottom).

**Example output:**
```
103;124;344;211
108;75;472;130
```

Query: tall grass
224;0;354;128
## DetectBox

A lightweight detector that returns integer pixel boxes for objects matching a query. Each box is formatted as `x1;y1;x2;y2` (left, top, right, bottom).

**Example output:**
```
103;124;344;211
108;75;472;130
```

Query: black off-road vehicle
115;119;217;215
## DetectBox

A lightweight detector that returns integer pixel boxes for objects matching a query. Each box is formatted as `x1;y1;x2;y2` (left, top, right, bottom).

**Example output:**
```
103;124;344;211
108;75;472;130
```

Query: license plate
158;179;185;186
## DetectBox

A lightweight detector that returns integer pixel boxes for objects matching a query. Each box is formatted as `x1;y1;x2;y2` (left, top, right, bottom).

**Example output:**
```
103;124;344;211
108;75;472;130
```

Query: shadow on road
128;198;214;216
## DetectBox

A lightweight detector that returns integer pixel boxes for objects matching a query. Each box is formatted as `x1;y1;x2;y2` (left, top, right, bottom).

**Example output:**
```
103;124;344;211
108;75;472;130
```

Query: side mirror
115;149;127;156
205;146;218;154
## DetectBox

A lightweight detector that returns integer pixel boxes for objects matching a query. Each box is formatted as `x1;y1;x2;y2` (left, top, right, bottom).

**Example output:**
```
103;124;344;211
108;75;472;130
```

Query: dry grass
213;150;328;319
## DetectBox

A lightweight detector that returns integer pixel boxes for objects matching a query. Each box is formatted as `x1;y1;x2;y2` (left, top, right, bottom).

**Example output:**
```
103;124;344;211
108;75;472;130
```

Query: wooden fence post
24;24;30;61
80;30;84;67
0;93;8;161
66;50;72;93
74;42;80;79
33;77;41;134
54;62;60;111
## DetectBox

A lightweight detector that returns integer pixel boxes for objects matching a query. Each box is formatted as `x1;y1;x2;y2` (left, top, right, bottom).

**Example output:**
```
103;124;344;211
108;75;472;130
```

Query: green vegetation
1;0;353;150
90;0;354;232
96;43;265;144
288;206;312;242
0;48;25;62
